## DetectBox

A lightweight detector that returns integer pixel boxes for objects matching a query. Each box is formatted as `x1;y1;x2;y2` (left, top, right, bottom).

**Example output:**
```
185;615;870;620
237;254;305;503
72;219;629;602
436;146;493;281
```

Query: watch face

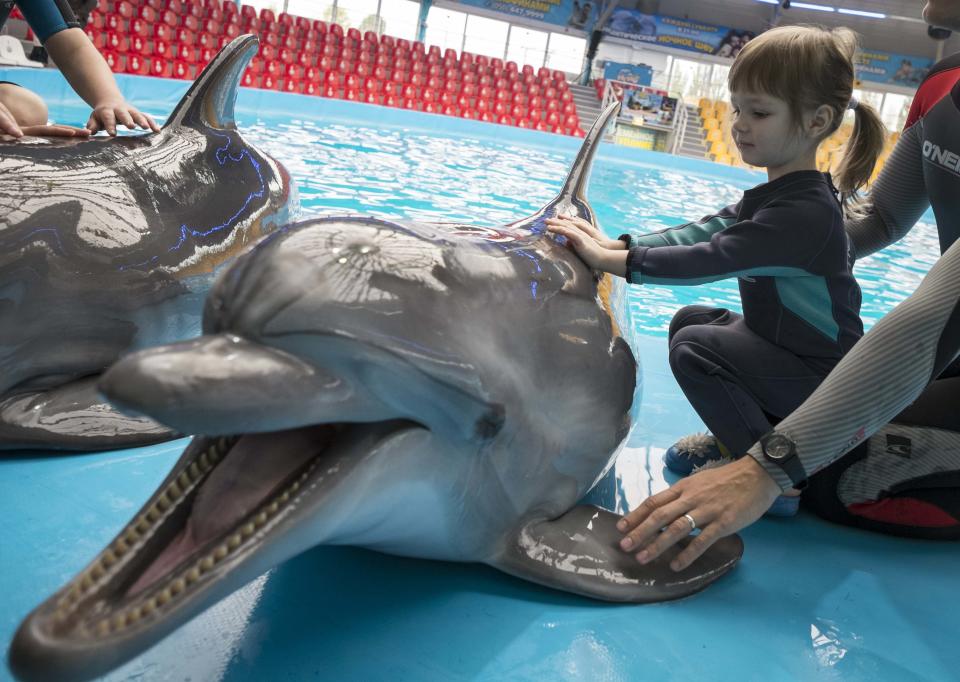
764;434;794;460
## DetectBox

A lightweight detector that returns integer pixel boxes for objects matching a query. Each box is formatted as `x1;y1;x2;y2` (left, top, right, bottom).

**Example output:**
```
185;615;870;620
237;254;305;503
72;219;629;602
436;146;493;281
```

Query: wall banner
603;9;755;58
855;50;933;86
453;0;600;32
603;61;652;86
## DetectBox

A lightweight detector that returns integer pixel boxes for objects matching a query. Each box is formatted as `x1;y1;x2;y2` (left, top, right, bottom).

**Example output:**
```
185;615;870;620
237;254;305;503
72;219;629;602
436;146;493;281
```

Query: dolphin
9;102;743;682
0;34;297;451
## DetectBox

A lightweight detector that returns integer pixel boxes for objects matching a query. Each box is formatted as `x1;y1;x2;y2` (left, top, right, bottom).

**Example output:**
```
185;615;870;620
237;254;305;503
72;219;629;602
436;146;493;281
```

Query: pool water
0;72;956;682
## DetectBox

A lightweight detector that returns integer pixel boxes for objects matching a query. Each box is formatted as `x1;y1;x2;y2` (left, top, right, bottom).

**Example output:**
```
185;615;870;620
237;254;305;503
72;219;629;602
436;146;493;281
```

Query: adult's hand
20;123;92;137
86;101;159;135
617;456;781;571
0;99;23;137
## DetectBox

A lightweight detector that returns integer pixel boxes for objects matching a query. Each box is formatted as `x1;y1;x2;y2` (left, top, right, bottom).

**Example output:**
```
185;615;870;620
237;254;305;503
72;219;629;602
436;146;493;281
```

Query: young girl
546;25;886;515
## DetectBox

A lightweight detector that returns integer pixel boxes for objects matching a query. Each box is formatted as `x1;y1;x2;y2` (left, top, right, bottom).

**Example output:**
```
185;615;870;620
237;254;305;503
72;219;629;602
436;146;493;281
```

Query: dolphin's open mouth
35;420;411;642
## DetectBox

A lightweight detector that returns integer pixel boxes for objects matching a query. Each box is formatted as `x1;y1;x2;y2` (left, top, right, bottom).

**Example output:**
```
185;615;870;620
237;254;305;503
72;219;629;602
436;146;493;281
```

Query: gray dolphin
0;34;296;451
9;102;743;682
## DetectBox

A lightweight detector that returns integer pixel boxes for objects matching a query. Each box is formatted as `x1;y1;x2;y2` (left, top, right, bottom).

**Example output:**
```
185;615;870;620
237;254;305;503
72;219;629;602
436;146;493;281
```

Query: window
244;0;285;14
336;0;380;31
425;7;467;55
463;14;509;59
378;0;419;41
506;26;548;69
880;92;911;131
545;33;586;74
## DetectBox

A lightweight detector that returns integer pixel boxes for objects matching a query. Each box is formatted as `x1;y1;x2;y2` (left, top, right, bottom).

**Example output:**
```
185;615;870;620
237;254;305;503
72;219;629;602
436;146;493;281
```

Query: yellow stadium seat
714;101;728;115
703;118;720;130
710;140;728;156
698;97;711;110
706;128;724;143
714;154;732;165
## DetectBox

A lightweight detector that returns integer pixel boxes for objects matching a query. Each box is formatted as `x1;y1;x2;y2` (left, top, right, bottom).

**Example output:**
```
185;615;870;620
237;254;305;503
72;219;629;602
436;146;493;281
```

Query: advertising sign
603;61;652;86
604;9;755;58
856;49;933;86
454;0;600;32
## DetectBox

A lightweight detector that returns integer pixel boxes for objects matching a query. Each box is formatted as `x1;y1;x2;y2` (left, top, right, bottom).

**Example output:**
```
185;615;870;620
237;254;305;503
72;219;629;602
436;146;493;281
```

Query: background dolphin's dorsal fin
164;34;260;131
509;101;621;231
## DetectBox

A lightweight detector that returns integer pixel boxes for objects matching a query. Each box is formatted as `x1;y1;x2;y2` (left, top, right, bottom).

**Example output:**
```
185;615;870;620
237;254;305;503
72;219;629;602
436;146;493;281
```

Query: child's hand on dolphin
546;215;626;250
546;217;628;276
0;100;23;138
19;124;92;138
87;100;160;135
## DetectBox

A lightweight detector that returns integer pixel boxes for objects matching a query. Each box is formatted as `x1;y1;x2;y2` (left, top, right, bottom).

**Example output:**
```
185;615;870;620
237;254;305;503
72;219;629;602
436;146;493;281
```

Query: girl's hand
547;215;627;250
86;101;160;135
546;217;628;276
20;124;92;138
0;100;23;137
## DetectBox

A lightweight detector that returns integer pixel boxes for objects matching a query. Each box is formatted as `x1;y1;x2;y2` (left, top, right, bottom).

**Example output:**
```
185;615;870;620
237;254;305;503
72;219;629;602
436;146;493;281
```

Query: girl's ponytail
834;100;886;208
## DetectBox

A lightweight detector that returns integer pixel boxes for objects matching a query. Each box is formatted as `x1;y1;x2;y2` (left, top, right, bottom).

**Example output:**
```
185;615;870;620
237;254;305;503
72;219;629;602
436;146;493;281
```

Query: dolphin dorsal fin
164;34;259;131
555;100;621;207
509;101;621;231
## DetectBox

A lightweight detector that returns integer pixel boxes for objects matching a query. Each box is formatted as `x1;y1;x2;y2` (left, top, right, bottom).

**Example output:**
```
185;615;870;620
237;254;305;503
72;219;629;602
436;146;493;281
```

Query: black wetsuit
622;170;862;456
0;0;80;43
748;54;960;539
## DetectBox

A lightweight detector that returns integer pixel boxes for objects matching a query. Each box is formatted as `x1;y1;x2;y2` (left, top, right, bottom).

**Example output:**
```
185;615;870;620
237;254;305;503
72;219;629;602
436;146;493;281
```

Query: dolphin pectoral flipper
0;378;177;452
495;505;743;603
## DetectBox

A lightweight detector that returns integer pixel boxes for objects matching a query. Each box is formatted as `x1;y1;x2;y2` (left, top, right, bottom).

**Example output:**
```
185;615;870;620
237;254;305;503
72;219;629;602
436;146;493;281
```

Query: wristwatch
759;430;808;489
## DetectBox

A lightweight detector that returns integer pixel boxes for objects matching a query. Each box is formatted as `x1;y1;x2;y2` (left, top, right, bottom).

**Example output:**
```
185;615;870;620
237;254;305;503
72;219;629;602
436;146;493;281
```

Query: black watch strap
760;431;808;489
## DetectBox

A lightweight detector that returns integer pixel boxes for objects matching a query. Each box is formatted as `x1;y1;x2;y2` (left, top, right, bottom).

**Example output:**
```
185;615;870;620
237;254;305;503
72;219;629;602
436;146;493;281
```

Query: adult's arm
746;232;960;488
846;124;930;258
617;236;960;571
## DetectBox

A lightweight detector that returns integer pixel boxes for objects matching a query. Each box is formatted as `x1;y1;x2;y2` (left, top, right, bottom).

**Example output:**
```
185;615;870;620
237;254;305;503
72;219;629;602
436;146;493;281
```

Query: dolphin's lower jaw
9;421;419;682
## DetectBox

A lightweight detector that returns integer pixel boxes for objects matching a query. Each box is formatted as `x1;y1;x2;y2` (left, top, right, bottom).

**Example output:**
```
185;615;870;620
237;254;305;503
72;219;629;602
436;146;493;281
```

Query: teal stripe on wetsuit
7;0;79;42
622;170;861;360
626;214;738;248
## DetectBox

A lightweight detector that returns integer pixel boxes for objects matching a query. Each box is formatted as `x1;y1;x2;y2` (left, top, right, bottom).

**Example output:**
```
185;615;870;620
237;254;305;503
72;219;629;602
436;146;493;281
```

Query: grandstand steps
677;104;708;159
570;84;601;128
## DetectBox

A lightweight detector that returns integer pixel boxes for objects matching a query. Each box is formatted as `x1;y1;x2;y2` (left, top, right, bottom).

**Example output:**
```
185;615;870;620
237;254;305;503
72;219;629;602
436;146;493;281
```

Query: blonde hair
728;25;885;207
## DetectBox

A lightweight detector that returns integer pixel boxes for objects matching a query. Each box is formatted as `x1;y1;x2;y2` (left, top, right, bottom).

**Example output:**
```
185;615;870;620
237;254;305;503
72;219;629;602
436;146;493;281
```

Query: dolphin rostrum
9;102;743;682
0;34;297;451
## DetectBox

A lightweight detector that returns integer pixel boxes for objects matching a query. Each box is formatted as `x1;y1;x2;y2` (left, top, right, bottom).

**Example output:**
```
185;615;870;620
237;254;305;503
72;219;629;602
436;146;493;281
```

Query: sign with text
453;0;600;32
603;9;754;58
855;49;933;86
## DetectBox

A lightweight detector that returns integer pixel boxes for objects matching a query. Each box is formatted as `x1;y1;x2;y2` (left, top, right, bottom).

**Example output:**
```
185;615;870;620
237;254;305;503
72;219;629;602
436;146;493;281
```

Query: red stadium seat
106;32;129;53
259;8;276;23
125;53;149;75
346;27;361;42
313;19;328;33
505;60;518;73
149;57;173;78
153;39;172;59
161;9;178;27
115;1;134;18
127;18;149;37
103;50;123;72
129;35;148;54
175;27;196;45
172;60;192;79
87;10;105;29
175;44;197;63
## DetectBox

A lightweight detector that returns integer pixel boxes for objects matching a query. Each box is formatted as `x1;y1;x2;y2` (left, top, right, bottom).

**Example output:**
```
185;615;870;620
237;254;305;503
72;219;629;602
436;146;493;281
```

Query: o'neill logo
923;140;960;175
